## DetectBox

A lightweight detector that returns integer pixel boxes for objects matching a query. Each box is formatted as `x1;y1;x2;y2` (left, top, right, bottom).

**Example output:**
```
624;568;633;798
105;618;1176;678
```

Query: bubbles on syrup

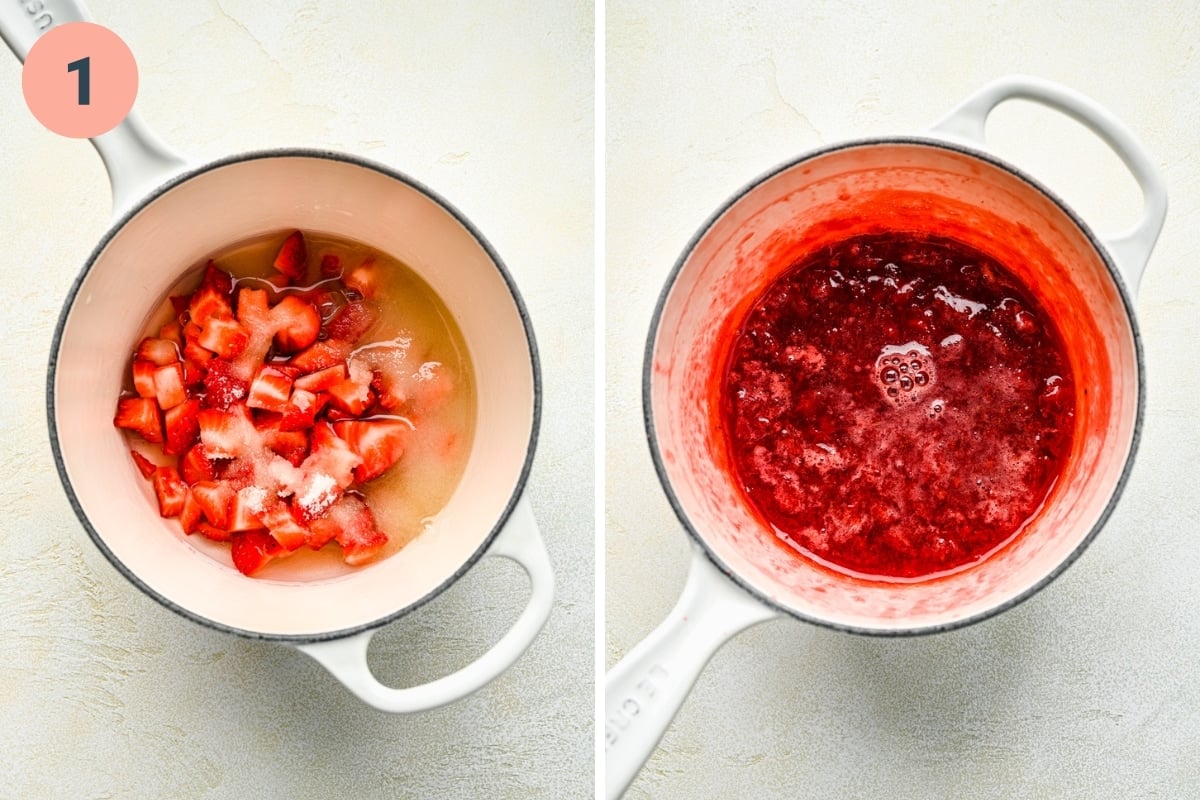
875;341;936;404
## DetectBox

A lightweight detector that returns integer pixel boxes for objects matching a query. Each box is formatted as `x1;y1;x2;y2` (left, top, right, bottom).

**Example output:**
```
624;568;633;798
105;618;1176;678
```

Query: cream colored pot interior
650;141;1139;632
53;155;535;638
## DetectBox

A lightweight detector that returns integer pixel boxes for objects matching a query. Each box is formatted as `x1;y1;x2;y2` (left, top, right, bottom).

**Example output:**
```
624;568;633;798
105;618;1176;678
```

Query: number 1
67;56;90;105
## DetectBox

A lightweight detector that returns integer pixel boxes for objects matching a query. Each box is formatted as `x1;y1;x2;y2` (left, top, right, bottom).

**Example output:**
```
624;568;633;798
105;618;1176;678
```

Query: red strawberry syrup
719;232;1076;580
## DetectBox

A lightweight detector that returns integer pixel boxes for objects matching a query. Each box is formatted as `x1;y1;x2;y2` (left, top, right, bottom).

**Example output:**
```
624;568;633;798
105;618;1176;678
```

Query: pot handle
0;0;188;217
604;548;779;799
929;74;1167;297
297;497;555;713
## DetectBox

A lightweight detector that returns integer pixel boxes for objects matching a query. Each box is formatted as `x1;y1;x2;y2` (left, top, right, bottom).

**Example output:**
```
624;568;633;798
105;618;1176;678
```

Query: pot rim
47;147;543;643
641;134;1145;637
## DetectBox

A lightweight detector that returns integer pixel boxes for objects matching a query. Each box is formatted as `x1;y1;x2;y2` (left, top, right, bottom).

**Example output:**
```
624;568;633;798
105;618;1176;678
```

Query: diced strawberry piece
343;259;379;299
153;362;188;410
179;490;204;534
183;338;215;366
290;339;353;372
281;423;362;521
231;287;277;380
188;262;235;325
130;450;157;479
202;359;249;410
259;501;308;551
198;403;256;459
270;296;322;353
169;294;191;318
256;415;310;466
264;273;292;291
326;378;373;415
246;365;295;412
309;495;387;565
279;388;327;432
196;521;233;543
319;254;342;278
164;397;201;456
182;359;206;387
327;301;378;342
273;231;307;281
180;443;216;485
332;419;412;482
131;359;158;398
230;529;282;575
114;397;163;443
136;337;179;366
197;315;249;359
230;486;267;531
293;364;346;393
152;466;187;517
191;480;235;529
200;260;233;294
159;319;184;346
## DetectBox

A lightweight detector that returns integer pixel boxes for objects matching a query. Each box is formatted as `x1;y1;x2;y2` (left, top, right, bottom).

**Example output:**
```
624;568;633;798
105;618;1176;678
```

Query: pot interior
52;153;536;638
649;140;1139;632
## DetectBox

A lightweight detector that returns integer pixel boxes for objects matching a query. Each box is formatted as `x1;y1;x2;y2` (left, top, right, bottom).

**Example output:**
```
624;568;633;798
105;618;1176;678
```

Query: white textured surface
607;2;1200;798
0;2;592;798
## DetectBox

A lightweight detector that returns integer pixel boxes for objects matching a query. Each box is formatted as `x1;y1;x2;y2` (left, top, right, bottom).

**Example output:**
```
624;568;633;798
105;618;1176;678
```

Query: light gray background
607;2;1199;798
0;2;593;798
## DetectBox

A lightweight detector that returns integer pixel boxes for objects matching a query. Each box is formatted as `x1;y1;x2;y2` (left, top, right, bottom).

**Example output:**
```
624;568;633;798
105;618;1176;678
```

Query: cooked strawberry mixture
115;230;473;576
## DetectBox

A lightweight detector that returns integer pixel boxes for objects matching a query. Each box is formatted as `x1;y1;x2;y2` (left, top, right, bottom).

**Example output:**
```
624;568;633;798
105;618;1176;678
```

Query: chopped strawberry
259;501;308;550
270;296;322;353
230;529;282;575
196;315;248;359
130;450;157;479
333;419;412;482
195;521;233;543
309;495;387;565
169;294;191;318
319;253;342;278
231;287;277;379
152;467;187;517
281;422;362;521
246;365;295;412
179;490;204;534
153;362;188;410
230;487;267;531
279;388;327;432
343;259;379;299
159;319;184;346
163;398;201;456
183;337;215;366
180;443;216;484
293;364;346;393
198;403;257;459
325;300;378;342
202;359;249;410
290;339;353;372
188;262;235;325
114;397;163;443
191;480;235;529
135;337;179;366
326;378;374;415
182;359;206;387
273;231;307;282
256;415;310;466
131;359;158;398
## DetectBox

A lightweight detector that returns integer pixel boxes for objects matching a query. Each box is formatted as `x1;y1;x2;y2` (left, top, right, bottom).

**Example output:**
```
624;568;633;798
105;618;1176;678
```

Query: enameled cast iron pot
605;75;1166;797
1;0;554;713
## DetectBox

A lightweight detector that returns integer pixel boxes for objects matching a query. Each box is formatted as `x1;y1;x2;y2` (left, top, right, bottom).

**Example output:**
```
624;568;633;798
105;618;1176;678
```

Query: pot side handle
929;74;1167;298
297;497;555;713
604;548;779;800
0;0;188;218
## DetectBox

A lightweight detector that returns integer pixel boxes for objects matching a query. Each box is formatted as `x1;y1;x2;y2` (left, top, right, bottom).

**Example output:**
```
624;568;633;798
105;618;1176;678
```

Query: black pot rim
641;135;1145;637
47;147;542;644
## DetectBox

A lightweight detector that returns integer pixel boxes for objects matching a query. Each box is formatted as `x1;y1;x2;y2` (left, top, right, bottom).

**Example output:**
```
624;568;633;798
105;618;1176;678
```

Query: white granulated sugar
239;485;267;513
298;472;338;517
415;361;441;381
